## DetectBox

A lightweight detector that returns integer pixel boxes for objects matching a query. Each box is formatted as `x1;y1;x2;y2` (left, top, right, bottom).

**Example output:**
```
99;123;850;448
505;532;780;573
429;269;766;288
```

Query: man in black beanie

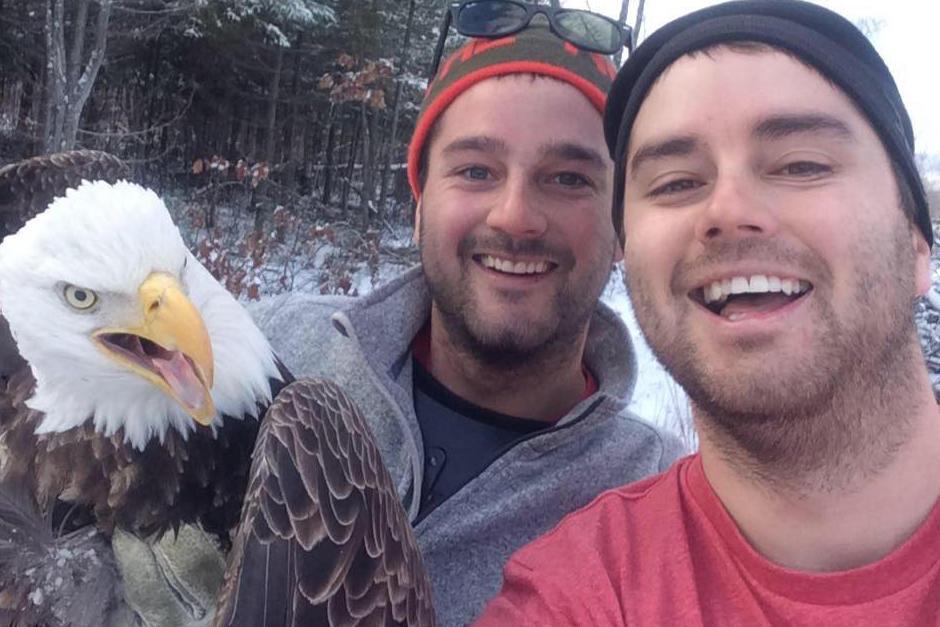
477;1;940;623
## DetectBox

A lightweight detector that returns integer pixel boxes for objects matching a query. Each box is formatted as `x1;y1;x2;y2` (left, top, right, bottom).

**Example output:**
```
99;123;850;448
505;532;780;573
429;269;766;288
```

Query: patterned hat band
407;23;616;200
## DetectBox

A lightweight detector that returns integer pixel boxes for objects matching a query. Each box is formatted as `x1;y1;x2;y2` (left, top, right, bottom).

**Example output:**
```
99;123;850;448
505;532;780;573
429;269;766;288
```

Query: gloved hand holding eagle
0;151;435;627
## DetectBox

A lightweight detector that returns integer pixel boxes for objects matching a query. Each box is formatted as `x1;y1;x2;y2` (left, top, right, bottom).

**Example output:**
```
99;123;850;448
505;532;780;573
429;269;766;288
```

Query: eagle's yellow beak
92;272;216;426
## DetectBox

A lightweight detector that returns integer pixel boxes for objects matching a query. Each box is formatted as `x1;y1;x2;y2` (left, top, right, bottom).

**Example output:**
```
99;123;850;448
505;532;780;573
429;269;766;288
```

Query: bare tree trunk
68;0;90;89
379;0;416;214
64;0;111;149
340;115;361;216
29;55;45;154
360;103;381;226
321;106;337;204
615;0;630;66
255;41;284;234
44;0;112;152
264;45;284;165
284;34;305;192
43;0;65;152
227;84;242;157
142;32;163;164
359;104;371;225
634;0;646;44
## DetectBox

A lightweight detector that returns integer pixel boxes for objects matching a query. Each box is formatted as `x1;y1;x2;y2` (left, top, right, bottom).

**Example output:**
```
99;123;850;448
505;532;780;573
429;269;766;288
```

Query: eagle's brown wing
0;150;129;238
215;379;436;627
0;356;275;544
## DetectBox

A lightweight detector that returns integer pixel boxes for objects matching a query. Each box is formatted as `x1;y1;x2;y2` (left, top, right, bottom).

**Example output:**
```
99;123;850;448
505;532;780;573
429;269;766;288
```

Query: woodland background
2;0;939;442
0;0;651;298
0;0;936;298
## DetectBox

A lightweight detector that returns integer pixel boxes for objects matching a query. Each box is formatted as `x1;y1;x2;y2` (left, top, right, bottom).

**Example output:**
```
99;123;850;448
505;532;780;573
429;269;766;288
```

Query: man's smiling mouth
691;274;813;321
475;254;557;276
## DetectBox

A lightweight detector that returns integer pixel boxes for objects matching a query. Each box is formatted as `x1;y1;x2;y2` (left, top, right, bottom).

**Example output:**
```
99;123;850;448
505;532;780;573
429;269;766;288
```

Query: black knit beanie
408;23;616;200
605;0;931;247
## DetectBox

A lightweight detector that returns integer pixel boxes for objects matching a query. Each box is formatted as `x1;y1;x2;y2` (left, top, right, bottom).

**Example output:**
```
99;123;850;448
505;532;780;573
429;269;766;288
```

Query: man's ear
913;229;932;296
413;198;422;246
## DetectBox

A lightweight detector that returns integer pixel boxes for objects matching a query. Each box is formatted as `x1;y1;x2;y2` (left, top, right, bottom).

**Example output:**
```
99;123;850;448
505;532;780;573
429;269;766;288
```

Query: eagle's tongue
721;292;795;319
153;352;207;410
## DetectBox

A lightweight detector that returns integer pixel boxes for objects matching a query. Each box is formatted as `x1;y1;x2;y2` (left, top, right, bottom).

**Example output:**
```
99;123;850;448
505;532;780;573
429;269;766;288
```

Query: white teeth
709;282;723;303
701;274;811;304
748;275;768;293
480;255;550;275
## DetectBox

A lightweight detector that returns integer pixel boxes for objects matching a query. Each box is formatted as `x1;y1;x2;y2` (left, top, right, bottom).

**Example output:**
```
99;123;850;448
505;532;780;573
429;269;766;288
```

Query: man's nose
485;177;548;238
694;174;779;244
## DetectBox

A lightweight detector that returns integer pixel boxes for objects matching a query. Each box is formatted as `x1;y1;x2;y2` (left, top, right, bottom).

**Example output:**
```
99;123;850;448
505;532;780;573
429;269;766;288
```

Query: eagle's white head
0;180;279;450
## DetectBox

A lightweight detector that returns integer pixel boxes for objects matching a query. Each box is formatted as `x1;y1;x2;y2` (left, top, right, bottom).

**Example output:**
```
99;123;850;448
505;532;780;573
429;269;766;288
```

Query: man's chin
448;314;560;365
469;319;553;353
678;361;837;425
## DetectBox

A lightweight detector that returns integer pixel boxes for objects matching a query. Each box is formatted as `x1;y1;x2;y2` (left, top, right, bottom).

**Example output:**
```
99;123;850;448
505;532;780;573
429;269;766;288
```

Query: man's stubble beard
420;219;614;371
626;224;923;493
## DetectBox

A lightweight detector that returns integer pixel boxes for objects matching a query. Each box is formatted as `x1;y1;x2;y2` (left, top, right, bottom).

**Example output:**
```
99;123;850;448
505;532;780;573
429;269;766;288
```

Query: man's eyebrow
441;136;507;155
540;141;607;169
628;136;698;175
753;114;854;140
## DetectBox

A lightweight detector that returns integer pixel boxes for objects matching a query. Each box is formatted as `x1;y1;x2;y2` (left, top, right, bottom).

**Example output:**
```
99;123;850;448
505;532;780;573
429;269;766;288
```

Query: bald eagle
0;167;435;626
0;176;287;625
0;178;286;539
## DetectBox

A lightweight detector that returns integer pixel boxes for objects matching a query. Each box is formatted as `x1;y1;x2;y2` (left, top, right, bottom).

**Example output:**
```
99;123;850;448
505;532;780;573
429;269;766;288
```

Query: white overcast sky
565;0;940;158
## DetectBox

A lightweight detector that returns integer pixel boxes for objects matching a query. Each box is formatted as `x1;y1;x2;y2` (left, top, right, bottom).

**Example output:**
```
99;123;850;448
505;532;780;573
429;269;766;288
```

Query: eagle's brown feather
0;364;263;546
215;379;436;627
0;150;128;238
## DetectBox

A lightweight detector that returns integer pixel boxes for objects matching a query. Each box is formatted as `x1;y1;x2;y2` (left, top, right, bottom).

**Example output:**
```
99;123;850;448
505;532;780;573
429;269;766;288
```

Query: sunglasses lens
457;1;527;37
554;10;622;53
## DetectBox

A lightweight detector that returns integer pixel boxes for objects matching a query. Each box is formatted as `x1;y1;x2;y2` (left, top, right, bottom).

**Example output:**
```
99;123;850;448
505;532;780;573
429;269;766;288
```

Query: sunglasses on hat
429;0;632;78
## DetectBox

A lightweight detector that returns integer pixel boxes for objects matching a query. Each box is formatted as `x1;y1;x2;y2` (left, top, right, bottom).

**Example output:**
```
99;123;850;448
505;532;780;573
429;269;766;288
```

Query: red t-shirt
476;454;940;626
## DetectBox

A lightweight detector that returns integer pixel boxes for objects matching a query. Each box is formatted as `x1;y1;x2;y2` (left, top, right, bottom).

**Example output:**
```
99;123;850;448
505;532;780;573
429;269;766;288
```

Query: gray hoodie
252;266;685;625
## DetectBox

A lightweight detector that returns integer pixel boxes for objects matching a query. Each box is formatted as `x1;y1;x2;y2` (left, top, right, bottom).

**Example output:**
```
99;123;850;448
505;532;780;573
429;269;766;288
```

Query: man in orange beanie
258;4;683;623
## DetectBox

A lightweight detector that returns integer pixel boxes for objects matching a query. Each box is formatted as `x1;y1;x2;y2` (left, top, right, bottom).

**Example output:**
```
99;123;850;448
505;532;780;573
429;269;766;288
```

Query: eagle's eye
63;284;98;310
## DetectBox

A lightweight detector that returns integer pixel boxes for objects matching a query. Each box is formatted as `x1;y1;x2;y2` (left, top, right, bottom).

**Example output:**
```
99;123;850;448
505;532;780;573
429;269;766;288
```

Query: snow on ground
601;267;696;447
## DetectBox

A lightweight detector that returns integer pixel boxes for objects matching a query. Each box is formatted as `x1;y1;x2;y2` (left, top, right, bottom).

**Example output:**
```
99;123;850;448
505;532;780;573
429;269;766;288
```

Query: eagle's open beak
92;272;216;426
